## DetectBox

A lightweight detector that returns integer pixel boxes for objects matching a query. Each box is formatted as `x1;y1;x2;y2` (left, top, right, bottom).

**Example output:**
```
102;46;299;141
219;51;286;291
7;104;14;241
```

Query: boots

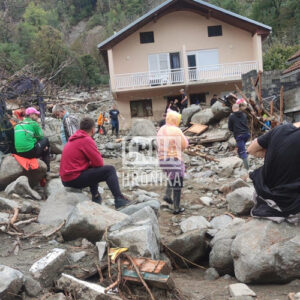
115;195;131;210
163;182;173;204
243;157;249;170
92;192;102;204
173;188;185;215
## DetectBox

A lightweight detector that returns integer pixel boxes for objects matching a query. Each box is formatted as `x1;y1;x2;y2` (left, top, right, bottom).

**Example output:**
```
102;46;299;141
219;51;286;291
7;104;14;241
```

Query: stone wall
241;70;282;100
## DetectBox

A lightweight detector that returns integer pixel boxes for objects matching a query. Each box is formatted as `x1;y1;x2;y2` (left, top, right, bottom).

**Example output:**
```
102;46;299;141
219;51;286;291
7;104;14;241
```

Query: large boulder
166;229;209;266
209;218;245;275
191;108;214;125
38;187;90;226
108;206;160;259
180;216;211;233
215;156;243;178
231;219;300;283
44;117;63;154
0;265;24;300
128;119;156;137
211;101;231;121
181;104;201;126
227;187;255;215
5;176;41;200
45;178;65;198
62;201;128;242
0;156;47;190
0;196;39;214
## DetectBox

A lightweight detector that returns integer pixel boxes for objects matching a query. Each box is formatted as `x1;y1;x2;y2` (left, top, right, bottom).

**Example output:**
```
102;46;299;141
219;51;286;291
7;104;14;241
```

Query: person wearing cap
14;107;50;171
228;103;250;170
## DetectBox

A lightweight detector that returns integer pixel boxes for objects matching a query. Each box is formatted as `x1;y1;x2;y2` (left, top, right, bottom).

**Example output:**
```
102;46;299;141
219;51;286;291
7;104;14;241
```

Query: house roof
282;60;300;75
288;49;300;62
97;0;272;51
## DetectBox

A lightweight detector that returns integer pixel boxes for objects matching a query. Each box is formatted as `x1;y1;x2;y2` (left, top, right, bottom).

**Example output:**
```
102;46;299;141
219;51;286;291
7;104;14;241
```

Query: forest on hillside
0;0;299;88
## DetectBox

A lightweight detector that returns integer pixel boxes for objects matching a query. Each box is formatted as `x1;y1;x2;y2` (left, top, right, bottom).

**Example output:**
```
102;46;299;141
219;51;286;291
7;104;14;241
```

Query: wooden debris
185;145;218;162
121;257;171;275
10;208;19;225
280;86;284;123
288;293;296;300
44;220;65;238
184;123;208;135
122;268;174;290
123;254;156;300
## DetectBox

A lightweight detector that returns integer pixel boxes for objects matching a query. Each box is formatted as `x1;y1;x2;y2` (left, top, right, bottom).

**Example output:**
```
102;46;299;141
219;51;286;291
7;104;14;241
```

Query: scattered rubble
0;83;298;299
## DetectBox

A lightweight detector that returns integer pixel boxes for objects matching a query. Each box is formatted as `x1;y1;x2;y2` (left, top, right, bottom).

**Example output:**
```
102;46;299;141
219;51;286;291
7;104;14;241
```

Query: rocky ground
0;94;299;300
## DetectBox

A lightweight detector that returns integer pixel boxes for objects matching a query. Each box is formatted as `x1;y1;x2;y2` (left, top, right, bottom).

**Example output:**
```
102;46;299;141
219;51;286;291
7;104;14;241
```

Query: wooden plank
270;100;274;116
121;257;171;275
280;86;284;123
122;268;175;290
184;124;208;135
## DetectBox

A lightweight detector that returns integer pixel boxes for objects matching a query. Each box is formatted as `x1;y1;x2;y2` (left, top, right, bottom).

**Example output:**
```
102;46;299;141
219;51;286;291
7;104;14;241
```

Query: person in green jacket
14;107;50;171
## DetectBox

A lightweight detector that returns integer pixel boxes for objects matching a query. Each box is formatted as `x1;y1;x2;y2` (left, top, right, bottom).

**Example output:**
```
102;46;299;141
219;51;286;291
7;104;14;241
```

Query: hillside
0;0;299;88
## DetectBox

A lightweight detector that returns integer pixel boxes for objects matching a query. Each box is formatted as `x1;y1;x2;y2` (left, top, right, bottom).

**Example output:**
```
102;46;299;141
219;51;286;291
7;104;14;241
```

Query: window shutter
159;53;170;70
148;54;159;72
196;49;219;67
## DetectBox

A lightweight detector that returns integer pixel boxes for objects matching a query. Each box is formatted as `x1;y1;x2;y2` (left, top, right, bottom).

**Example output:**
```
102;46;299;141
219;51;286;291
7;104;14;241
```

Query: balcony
113;61;258;92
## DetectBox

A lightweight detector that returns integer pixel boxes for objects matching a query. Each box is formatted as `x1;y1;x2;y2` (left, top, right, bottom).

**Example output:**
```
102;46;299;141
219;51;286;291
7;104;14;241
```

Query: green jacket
14;117;44;153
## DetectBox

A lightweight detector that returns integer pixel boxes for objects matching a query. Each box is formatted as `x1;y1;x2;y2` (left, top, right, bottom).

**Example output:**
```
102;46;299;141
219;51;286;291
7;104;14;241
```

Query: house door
170;52;181;83
188;54;197;81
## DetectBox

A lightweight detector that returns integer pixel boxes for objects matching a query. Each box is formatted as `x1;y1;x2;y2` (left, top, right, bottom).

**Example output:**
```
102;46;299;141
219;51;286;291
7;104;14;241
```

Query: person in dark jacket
248;123;300;223
59;117;130;209
210;94;218;106
228;103;250;169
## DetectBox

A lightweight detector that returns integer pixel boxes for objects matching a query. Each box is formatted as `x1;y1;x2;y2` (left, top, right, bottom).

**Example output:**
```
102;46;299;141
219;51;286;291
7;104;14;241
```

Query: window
140;32;154;44
130;99;153;117
208;25;222;37
187;49;219;69
190;93;206;104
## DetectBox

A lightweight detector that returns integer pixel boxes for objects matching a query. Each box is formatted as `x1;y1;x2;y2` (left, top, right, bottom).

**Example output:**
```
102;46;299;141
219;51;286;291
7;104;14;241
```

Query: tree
0;42;25;73
263;43;300;70
33;25;70;79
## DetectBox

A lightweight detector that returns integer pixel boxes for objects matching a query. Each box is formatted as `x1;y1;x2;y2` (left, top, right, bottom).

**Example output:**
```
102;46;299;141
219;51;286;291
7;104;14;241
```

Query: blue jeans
235;133;250;159
111;119;119;136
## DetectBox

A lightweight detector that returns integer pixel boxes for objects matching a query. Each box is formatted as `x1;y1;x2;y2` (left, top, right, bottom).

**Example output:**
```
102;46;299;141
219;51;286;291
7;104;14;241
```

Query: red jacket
59;130;104;182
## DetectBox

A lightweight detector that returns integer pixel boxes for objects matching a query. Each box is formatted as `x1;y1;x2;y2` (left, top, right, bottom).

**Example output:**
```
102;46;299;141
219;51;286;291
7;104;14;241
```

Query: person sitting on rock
59;117;130;209
157;110;189;214
228;103;250;170
248;123;300;224
14;107;50;171
52;105;79;145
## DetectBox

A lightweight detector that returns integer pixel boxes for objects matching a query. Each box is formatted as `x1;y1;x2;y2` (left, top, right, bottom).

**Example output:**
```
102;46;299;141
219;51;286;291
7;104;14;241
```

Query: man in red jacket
59;117;130;209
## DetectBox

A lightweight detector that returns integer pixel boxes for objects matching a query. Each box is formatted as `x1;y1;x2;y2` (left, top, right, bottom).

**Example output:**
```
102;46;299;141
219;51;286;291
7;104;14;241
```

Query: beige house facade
98;0;271;129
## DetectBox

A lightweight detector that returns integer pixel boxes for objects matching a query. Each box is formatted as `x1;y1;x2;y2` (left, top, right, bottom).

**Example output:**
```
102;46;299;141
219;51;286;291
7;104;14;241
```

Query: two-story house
98;0;271;129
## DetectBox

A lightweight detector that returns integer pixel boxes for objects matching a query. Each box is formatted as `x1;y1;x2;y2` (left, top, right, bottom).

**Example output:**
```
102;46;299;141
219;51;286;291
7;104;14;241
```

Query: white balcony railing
188;61;258;82
115;68;184;90
114;61;258;91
